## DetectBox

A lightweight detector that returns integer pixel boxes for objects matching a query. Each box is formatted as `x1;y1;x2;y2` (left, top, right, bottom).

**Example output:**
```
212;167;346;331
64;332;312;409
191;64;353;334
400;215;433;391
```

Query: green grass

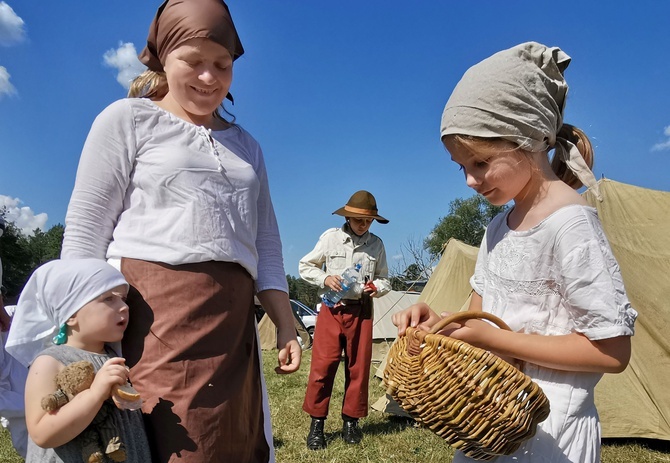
0;427;23;463
2;350;669;462
265;350;670;463
266;350;456;462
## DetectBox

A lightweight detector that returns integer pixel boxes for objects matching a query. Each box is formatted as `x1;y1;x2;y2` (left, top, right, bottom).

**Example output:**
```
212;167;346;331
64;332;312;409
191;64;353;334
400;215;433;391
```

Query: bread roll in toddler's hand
112;383;143;410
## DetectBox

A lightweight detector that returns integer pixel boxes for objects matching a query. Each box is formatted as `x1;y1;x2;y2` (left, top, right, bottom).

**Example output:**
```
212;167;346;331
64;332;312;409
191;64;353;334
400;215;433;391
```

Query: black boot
306;417;326;450
342;416;362;444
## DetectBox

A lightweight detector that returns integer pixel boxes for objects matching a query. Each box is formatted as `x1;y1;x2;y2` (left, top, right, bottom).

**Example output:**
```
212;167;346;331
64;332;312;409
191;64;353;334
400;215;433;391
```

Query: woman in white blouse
61;1;300;462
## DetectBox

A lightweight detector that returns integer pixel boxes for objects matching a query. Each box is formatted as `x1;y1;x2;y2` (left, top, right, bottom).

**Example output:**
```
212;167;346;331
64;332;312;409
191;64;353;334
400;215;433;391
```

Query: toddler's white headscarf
5;259;128;367
440;41;601;199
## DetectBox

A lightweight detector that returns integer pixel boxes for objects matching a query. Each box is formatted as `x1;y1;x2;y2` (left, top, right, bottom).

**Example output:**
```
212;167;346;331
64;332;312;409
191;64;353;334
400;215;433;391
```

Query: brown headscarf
139;0;244;72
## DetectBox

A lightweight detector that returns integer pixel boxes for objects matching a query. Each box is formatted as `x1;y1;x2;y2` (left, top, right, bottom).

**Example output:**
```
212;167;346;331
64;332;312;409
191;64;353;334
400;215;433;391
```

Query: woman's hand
276;337;301;374
256;289;303;375
392;302;442;336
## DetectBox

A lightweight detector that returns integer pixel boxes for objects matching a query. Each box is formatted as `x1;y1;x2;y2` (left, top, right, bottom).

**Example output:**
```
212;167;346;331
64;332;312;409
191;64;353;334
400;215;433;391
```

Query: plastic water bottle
321;264;362;308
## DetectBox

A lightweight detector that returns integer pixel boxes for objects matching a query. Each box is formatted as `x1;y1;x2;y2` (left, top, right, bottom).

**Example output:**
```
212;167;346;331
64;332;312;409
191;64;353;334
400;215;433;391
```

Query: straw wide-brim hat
332;190;389;224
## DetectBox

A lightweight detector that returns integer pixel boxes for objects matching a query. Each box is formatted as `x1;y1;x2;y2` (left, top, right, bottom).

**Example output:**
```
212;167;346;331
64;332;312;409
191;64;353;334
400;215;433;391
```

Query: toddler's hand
89;357;128;401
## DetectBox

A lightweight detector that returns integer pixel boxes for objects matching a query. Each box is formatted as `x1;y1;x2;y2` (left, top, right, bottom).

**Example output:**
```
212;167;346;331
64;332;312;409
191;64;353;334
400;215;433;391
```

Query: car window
290;301;301;316
291;300;315;317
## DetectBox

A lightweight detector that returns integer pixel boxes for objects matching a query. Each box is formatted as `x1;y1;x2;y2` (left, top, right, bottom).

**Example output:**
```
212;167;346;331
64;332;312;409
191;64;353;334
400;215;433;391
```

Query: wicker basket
384;311;550;461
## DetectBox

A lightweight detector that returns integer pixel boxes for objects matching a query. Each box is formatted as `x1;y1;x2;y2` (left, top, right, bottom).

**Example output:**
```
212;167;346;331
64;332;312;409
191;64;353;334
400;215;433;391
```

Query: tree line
0;213;64;303
1;195;503;307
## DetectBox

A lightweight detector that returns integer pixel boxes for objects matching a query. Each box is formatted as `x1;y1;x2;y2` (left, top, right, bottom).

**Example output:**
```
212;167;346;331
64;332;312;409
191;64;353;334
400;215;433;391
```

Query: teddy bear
41;360;127;463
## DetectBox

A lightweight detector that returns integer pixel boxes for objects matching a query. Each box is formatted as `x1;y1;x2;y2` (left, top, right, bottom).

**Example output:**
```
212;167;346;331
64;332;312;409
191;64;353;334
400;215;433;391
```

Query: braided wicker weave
384;312;550;461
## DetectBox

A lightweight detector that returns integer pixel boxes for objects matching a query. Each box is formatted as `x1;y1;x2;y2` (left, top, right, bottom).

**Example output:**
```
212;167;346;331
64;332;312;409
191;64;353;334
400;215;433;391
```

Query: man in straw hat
299;190;391;449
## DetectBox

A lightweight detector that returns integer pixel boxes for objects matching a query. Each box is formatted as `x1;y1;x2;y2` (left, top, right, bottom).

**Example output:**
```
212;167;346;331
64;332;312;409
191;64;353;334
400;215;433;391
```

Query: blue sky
1;1;669;276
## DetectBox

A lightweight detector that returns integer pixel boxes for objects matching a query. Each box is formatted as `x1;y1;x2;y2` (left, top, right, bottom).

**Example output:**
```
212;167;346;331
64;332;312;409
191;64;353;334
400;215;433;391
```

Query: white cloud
0;2;25;46
652;140;670;152
651;125;670;152
0;65;15;98
103;42;146;89
0;195;48;236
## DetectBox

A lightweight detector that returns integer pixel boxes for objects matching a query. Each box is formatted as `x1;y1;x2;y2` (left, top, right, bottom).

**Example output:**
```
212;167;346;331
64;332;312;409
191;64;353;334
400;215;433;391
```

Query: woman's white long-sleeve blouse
62;98;287;293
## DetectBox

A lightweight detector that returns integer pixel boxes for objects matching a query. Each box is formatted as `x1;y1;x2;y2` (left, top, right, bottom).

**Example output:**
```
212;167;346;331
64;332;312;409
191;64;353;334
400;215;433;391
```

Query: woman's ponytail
127;70;168;99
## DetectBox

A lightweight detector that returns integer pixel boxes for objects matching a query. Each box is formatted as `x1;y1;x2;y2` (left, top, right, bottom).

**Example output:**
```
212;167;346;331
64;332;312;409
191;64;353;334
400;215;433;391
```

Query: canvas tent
371;237;479;417
374;179;670;441
373;238;478;380
413;237;479;312
371;290;421;363
583;179;670;440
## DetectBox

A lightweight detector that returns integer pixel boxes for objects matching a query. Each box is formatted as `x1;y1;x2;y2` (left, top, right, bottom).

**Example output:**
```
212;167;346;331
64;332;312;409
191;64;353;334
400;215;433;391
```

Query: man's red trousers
302;301;372;419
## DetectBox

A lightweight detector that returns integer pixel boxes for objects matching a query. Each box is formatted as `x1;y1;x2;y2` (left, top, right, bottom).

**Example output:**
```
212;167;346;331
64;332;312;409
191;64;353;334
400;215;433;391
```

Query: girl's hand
276;338;301;374
89;357;128;401
436;317;520;367
438;317;518;365
436;317;496;344
392;302;442;336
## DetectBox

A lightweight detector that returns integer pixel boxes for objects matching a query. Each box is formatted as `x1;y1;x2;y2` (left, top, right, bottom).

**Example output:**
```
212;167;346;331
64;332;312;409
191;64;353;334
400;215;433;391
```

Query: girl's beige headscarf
139;0;244;72
440;41;600;199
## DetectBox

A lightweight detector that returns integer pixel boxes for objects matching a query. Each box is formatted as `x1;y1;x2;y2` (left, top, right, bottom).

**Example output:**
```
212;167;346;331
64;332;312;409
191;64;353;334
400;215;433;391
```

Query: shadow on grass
324;430;343;445
274;430;353;450
361;415;417;436
603;438;670;453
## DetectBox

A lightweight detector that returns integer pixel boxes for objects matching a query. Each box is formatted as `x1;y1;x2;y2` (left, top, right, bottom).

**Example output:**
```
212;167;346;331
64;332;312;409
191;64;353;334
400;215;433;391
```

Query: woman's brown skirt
121;258;271;463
